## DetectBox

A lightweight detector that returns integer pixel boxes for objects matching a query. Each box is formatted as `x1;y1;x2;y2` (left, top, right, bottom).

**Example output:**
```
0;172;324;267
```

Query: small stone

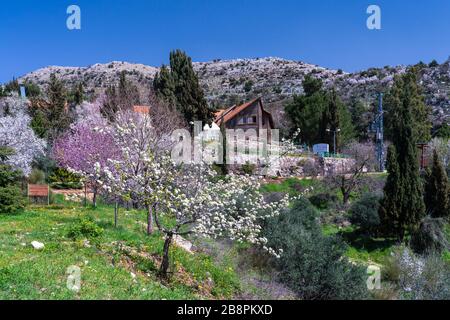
31;241;44;250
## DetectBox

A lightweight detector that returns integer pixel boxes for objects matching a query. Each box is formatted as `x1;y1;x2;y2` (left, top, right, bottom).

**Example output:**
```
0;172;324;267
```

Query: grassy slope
0;199;239;300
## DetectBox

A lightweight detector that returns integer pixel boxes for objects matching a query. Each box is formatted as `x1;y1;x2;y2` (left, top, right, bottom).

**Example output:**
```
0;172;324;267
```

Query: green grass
260;177;318;196
320;223;395;265
444;224;450;263
0;199;240;300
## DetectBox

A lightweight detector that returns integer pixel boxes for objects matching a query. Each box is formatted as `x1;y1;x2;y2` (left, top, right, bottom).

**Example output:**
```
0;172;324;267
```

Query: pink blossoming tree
53;120;120;207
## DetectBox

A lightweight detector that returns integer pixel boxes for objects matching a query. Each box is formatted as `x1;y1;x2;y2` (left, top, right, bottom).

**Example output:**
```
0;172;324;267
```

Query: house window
237;117;246;125
247;115;257;124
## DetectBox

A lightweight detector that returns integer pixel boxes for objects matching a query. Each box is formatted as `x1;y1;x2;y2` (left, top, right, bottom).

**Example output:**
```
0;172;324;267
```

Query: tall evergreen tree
285;76;353;147
153;50;213;124
153;65;176;107
379;145;403;237
285;75;328;145
424;149;450;218
319;89;354;152
384;68;432;143
46;73;71;139
29;74;71;141
379;71;426;240
350;99;370;141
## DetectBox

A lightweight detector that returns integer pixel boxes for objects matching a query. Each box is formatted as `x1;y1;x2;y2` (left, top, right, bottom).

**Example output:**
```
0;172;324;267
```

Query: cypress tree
384;68;432;143
153;50;213;125
379;145;403;237
424;150;450;218
153;65;176;107
379;71;427;240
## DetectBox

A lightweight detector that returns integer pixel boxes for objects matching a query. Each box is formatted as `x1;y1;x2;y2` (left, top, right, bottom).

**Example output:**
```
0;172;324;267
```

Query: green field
0;198;240;300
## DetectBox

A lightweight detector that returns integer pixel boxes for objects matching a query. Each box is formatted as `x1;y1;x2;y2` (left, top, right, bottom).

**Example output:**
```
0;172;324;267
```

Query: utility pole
326;128;341;154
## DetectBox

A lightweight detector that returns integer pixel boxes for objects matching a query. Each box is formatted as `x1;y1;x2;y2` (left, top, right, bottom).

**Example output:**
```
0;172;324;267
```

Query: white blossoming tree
0;112;46;176
99;108;184;232
99;151;291;276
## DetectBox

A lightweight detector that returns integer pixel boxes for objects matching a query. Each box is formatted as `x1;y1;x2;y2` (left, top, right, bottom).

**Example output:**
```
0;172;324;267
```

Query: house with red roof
214;97;275;132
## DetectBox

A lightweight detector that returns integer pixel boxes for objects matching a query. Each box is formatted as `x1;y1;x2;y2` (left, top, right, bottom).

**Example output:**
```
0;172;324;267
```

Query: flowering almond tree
0;113;46;176
99;150;291;276
153;163;291;276
53;120;120;207
98;108;183;232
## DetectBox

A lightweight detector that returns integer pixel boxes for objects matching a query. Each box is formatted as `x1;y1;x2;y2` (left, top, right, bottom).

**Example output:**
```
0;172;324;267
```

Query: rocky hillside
19;57;450;125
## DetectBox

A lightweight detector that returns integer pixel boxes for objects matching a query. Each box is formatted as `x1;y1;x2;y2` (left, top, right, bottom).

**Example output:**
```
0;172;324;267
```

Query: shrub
0;186;26;214
243;80;254;92
302;159;320;177
263;198;369;300
48;167;83;189
349;193;381;235
410;217;449;255
28;168;45;184
67;216;103;239
309;193;338;210
241;161;256;175
264;192;287;204
0;147;25;214
389;247;450;300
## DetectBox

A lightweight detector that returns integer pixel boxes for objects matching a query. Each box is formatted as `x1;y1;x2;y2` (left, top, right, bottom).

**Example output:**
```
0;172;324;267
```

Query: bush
263;198;369;300
309;193;338;210
48;167;83;189
28;168;45;184
241;161;256;175
67;216;103;239
389;247;450;300
0;186;26;214
0;147;25;214
410;217;449;255
349;193;381;235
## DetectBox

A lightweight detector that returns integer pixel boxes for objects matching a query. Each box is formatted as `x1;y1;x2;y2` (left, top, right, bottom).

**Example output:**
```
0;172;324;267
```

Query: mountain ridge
17;57;450;126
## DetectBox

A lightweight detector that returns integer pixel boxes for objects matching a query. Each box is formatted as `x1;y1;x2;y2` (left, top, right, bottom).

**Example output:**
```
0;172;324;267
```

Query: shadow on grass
340;229;398;253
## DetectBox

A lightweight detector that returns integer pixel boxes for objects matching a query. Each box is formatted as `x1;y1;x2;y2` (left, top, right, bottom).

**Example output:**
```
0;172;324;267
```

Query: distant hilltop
18;57;450;125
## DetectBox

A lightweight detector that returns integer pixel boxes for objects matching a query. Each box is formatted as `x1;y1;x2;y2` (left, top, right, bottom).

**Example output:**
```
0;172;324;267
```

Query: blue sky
1;0;450;83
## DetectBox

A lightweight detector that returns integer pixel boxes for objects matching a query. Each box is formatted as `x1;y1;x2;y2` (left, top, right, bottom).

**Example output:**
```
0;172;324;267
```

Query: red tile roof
214;97;262;126
133;105;151;114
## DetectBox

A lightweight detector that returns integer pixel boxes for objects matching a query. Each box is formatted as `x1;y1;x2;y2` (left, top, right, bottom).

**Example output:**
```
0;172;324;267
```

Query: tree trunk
114;200;118;228
147;204;153;235
92;188;97;208
159;234;173;278
342;190;350;204
84;182;87;207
